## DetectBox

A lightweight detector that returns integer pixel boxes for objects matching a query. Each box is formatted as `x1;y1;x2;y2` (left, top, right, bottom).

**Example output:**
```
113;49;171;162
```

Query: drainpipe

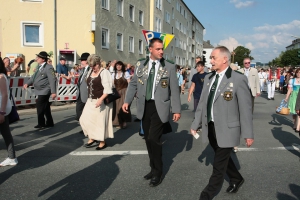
54;0;57;68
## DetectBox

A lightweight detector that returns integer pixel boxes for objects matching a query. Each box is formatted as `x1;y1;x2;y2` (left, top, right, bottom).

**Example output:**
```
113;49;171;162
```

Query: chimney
207;40;210;45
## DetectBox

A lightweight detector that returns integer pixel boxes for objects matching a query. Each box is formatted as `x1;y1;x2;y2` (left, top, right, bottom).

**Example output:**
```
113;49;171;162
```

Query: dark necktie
146;62;156;100
207;74;219;122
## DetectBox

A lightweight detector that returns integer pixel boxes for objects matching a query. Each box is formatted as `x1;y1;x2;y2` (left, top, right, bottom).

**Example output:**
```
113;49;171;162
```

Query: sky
185;0;300;63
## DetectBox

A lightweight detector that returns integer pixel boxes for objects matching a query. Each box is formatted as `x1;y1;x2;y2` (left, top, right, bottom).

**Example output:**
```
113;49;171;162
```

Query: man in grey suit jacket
23;51;57;129
122;38;181;187
239;58;260;112
190;46;254;200
76;52;90;121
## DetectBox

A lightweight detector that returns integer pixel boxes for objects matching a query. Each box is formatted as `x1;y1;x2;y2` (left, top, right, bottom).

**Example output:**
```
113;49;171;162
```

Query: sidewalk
17;102;76;116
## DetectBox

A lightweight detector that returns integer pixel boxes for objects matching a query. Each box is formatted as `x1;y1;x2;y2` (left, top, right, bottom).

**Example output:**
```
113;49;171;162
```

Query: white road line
69;145;300;156
70;150;148;156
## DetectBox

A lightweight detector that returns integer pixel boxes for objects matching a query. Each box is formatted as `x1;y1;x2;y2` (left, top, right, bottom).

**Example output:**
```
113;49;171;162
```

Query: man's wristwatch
0;111;6;115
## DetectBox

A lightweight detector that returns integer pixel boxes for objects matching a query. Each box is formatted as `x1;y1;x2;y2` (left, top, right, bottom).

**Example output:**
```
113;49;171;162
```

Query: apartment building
0;0;95;69
0;0;204;70
95;0;204;67
95;0;150;64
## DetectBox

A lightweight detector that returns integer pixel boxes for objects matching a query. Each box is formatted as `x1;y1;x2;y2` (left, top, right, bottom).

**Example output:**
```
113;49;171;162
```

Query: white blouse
111;71;131;80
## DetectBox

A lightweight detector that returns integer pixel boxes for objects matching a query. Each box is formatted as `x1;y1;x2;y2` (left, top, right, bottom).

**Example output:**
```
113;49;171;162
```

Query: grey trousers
0;116;16;159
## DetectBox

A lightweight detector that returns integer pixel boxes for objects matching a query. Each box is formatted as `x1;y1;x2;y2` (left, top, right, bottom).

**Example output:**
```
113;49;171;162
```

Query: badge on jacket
161;79;168;88
223;91;233;101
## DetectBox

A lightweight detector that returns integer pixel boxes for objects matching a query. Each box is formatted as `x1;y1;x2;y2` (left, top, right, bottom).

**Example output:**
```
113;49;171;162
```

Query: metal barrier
9;76;79;106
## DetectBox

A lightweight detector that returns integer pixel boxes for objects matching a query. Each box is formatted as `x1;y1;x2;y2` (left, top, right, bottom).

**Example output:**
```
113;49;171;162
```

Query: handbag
8;89;20;124
104;87;121;105
276;99;290;115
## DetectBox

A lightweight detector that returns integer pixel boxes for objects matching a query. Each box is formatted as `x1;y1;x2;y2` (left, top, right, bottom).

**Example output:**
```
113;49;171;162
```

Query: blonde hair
87;54;101;67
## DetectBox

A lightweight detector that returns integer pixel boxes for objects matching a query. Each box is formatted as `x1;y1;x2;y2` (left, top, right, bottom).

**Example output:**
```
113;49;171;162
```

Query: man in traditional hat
122;38;181;187
23;51;57;129
76;52;90;123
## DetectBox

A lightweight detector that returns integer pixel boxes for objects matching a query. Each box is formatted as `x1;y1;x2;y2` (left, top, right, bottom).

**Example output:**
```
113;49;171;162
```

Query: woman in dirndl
285;68;300;132
111;61;131;129
80;54;113;150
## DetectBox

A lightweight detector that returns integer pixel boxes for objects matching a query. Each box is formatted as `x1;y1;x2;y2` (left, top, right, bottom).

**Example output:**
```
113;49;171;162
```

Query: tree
281;49;300;66
233;46;254;67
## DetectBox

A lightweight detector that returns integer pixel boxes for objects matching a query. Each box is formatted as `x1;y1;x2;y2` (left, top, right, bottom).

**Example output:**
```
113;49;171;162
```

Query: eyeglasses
244;62;250;64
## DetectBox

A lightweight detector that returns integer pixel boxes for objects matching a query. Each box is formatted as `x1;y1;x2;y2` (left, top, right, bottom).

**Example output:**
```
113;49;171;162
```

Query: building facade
1;0;204;71
203;40;214;69
0;0;95;70
95;0;205;67
95;0;150;65
286;39;300;51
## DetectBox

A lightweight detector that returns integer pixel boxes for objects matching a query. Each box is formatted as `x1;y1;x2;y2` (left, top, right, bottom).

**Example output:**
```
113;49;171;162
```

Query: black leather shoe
34;125;45;129
139;132;144;137
84;141;97;148
149;176;162;187
226;179;244;193
96;144;107;150
144;172;153;180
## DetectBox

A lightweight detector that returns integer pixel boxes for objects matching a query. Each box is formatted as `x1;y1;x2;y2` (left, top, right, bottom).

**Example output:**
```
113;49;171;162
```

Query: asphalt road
0;91;299;200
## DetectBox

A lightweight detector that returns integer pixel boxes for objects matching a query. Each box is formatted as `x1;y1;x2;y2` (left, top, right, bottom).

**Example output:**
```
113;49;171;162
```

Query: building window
139;40;143;54
165;11;170;24
155;17;161;32
102;28;109;49
129;4;135;22
139;10;144;26
172;7;174;19
171;46;174;57
102;0;109;10
156;0;162;10
117;0;123;16
129;36;134;53
172;26;174;34
21;22;44;47
117;33;123;51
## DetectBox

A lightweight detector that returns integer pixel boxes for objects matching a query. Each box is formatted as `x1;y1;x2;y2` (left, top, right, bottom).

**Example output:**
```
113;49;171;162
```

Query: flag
142;30;174;49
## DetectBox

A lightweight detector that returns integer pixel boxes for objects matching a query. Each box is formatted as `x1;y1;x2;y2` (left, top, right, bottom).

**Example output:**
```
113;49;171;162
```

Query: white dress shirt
209;67;228;122
147;59;160;100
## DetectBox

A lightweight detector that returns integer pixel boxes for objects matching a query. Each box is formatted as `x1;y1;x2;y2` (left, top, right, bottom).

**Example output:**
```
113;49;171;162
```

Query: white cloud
245;42;255;50
218;37;241;51
254;20;300;32
230;0;254;8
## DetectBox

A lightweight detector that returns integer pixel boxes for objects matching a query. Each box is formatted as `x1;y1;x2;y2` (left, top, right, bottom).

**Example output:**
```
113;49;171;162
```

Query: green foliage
48;51;53;58
280;49;300;66
233;46;254;67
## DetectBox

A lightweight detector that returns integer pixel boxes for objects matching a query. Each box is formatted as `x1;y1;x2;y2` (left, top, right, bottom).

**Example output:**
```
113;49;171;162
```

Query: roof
203;40;214;48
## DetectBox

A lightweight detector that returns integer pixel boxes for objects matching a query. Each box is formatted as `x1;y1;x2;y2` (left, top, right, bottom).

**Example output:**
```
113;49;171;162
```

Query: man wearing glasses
239;58;260;112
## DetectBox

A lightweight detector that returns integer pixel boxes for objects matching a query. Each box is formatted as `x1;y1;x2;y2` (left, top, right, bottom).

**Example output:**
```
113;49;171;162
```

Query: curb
18;103;76;116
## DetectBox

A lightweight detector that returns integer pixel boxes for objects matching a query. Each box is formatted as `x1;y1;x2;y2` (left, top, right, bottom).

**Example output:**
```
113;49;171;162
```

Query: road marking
69;145;300;156
236;144;300;152
70;150;148;156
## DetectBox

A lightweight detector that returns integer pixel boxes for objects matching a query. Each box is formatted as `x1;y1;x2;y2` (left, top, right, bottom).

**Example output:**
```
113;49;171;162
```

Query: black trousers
36;95;53;126
200;122;243;200
142;100;165;177
76;94;85;121
0;116;16;158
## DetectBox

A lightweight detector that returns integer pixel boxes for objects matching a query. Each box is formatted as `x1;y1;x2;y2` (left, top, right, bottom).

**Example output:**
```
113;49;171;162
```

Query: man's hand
23;84;28;89
173;113;181;122
188;95;191;102
122;103;129;113
256;93;260;97
51;93;57;100
190;129;197;136
245;138;254;147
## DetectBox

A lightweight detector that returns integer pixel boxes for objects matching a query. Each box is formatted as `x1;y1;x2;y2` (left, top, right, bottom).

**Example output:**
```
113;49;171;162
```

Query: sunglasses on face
244;62;250;64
